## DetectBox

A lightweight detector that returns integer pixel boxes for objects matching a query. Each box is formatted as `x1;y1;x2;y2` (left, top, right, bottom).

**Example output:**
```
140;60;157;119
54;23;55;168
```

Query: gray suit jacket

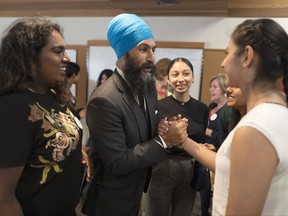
83;70;167;216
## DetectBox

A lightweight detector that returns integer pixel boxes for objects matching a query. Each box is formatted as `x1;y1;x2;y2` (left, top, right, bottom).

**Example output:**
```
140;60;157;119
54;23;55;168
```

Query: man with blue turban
83;13;188;216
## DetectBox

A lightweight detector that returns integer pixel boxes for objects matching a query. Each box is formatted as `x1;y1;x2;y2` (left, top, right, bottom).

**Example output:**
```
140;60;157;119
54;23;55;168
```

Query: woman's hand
158;114;185;136
202;143;216;152
81;147;92;182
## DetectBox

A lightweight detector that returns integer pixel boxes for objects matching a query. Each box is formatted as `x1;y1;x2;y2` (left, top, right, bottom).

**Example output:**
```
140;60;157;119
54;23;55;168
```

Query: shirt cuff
155;135;168;149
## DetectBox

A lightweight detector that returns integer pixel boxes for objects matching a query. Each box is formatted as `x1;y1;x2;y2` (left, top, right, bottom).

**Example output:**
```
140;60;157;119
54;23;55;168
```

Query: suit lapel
145;92;158;138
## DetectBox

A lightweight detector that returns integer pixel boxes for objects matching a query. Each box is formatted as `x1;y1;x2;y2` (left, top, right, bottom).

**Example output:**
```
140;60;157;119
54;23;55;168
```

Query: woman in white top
162;18;288;215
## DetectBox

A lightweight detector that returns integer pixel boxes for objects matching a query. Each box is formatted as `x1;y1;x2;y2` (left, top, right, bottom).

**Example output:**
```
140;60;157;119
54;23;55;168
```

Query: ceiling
0;0;288;17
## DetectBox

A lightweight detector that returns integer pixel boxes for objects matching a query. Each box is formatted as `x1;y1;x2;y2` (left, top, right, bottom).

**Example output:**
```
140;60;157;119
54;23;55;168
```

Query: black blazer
83;70;166;216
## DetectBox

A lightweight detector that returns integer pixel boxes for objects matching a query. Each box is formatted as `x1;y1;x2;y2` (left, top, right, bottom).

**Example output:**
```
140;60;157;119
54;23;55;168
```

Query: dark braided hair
231;19;288;100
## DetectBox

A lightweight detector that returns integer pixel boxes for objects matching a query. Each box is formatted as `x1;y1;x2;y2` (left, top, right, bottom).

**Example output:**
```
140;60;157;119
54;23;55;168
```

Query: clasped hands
159;114;188;148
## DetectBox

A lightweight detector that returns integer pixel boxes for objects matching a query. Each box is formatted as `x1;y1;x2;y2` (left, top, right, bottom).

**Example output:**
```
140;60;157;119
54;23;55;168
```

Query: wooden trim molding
66;45;88;108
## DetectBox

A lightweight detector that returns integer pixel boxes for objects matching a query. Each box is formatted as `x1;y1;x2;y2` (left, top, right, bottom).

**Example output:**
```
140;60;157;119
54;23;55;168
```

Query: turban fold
107;13;154;59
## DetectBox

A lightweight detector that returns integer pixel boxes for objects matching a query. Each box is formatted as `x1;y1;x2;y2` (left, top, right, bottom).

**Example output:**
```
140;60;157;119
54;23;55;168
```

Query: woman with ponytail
161;18;288;215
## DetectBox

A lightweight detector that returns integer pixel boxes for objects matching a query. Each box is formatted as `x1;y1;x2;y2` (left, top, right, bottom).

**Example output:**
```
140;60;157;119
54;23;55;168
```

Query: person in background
79;68;114;207
168;18;288;215
82;13;188;216
218;86;246;143
64;61;86;120
84;68;114;151
145;57;208;216
203;86;246;214
0;17;83;215
197;73;228;216
96;68;114;88
205;73;228;150
155;58;172;100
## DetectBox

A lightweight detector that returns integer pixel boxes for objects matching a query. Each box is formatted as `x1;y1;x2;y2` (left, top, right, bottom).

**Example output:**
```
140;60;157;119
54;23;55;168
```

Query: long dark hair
0;17;63;96
96;69;113;87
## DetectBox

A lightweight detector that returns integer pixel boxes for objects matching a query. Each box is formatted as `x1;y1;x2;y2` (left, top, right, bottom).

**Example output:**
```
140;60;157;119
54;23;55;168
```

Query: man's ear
117;54;127;70
243;45;255;67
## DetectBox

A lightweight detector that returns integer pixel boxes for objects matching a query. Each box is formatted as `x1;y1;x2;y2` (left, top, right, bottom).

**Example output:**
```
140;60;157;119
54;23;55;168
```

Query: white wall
1;17;288;49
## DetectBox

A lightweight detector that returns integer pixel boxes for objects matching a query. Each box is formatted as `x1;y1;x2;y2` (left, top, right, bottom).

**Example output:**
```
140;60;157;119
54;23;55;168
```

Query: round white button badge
210;113;217;121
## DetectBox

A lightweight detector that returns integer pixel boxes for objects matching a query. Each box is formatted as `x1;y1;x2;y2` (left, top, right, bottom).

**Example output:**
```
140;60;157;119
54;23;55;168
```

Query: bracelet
154;136;168;149
177;142;185;149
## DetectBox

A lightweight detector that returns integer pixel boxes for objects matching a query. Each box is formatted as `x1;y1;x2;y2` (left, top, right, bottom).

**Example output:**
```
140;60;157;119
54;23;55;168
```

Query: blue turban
107;13;154;59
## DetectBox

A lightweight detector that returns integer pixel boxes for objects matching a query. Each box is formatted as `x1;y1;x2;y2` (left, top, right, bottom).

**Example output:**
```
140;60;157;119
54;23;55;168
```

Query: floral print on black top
28;102;81;184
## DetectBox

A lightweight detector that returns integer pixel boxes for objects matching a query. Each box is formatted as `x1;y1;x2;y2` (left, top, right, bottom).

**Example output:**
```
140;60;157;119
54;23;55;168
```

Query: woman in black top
146;57;208;216
0;17;84;216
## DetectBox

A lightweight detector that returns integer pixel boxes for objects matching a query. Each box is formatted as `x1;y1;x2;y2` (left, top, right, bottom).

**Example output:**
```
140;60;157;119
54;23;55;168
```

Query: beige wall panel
200;49;226;105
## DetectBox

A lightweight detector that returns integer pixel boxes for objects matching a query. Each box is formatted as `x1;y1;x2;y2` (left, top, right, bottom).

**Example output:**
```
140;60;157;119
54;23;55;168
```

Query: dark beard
123;54;156;96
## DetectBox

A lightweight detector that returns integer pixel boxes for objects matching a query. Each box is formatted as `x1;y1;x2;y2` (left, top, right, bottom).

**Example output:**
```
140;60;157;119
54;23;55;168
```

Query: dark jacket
83;70;166;216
